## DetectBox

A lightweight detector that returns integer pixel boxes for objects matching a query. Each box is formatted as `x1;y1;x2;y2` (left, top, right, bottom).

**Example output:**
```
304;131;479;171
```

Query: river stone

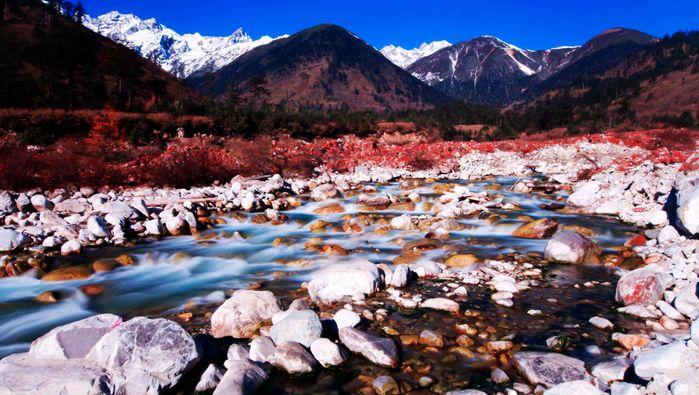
54;198;92;215
592;356;632;386
445;390;487;395
311;184;340;201
513;218;559;239
86;316;199;394
249;336;276;363
339;327;399;368
99;201;137;219
390;264;411;287
194;364;225;392
272;342;317;374
334;309;361;329
310;338;346;367
512;351;588;388
0;353;114;395
0;191;15;214
610;382;643;395
225;344;250;363
544;230;600;264
211;290;282;338
373;375;399;395
60;239;82;256
543;380;604;395
677;184;699;236
307;259;381;304
633;341;699;380
270;310;322;348
87;216;110;238
615;264;672;306
29;314;122;360
444;254;479;268
0;229;30;252
567;181;600;208
213;359;269;395
421;297;461;314
674;281;699;319
30;194;53;211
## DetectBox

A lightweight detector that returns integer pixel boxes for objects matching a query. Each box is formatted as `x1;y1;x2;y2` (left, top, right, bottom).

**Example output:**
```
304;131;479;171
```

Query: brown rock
401;238;442;254
419;330;444;348
444;254;480;268
42;265;92;282
314;203;345;214
115;254;136;266
513;218;559;239
92;259;118;273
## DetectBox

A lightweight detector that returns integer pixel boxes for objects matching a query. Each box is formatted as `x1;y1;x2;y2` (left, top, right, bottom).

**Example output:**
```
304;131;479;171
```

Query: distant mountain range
379;41;452;68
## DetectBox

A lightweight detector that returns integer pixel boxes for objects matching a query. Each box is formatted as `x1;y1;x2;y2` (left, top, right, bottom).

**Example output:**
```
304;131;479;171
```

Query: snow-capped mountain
380;40;451;68
84;11;287;78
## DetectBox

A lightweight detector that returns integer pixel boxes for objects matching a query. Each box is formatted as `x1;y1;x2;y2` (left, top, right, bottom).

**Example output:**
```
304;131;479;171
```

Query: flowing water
0;177;642;392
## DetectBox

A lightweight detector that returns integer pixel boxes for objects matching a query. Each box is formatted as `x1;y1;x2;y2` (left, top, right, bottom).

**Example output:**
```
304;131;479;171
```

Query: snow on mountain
380;40;451;68
84;11;287;78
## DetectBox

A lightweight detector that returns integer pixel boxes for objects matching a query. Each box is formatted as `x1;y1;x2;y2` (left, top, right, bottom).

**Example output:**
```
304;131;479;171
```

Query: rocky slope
186;24;448;111
84;11;286;79
379;40;451;68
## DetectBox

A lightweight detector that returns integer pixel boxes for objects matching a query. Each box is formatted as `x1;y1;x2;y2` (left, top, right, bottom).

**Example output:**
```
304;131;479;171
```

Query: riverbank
0;130;697;394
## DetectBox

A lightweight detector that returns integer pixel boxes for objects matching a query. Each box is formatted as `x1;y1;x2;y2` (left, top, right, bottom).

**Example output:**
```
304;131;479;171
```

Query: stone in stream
0;229;30;252
589;316;614;330
543;380;605;395
339;327;399;368
195;364;225;392
421;297;461;314
210;290;282;338
615;264;672;306
512;218;559;239
633;340;699;380
86;316;199;394
592;356;632;387
390;264;411;287
272;341;318;374
444;254;479;268
373;375;400;395
310;338;346;367
512;351;589;388
307;259;382;304
270;310;322;348
29;314;122;359
544;230;600;264
60;239;82;256
311;184;340;201
0;353;114;395
334;309;361;329
87;216;110;238
567;181;600;208
213;359;269;395
249;336;276;363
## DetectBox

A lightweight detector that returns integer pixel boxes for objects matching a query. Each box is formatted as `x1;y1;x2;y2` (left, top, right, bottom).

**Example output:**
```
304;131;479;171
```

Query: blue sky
82;0;698;49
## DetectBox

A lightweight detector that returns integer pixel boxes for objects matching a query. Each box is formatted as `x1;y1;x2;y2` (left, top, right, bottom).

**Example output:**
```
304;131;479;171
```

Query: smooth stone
60;239;82;256
213;359;269;395
513;218;559;239
491;368;510;384
334;309;361;329
307;259;381;304
339;327;399;368
373;375;400;395
444;254;480;268
674;281;699;319
270;310;322;348
249;336;276;363
0;229;30;252
589;316;614;330
194;364;225;392
512;351;588;388
544;230;599;264
592;357;632;386
390;264;411;287
272;341;317;374
543;380;604;395
615;264;672;306
29;314;122;359
310;338;346;367
633;341;699;380
210;290;282;338
42;265;92;282
421;297;460;313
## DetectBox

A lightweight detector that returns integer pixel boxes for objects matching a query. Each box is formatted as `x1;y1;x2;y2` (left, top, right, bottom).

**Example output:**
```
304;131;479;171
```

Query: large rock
512;352;589;388
675;154;699;236
29;314;122;360
0;191;16;214
310;338;346;367
513;218;559;239
339;327;399;368
249;336;276;363
567;181;600;208
270;310;322;348
307;259;382;304
0;353;114;395
0;229;30;252
87;216;110;238
615;264;672;306
591;357;632;386
544;230;600;264
272;342;318;374
98;201;138;219
30;194;53;211
311;184;340;201
544;380;604;395
633;341;699;380
211;290;282;338
86;317;199;394
674;281;699;319
213;359;269;395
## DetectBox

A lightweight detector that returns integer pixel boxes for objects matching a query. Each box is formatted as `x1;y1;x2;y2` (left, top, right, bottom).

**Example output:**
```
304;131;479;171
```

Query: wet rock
544;380;604;395
29;314;122;359
86;317;199;394
270;310;322;348
60;239;82;256
512;351;589;388
249;336;276;363
195;364;225;392
592;356;632;386
339;327;399;368
444;254;479;268
93;259;117;273
272;341;317;374
42;265;92;282
612;333;650;350
373;375;399;395
144;219;163;236
211;290;282;338
313;203;345;214
513;218;559;239
310;338;346;367
334;309;361;329
615;264;672;306
0;229;30;252
419;330;444;347
633;341;699;380
490;368;509;384
589;316;613;330
657;300;684;321
422;298;460;314
87;216;110;238
390;264;411;287
213;359;269;395
225;344;250;363
311;184;340;201
445;390;487;395
544;230;600;264
0;353;114;395
307;259;381;304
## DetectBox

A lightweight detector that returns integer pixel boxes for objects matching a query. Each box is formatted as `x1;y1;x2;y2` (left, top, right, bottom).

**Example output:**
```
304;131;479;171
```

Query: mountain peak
380;40;451;68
